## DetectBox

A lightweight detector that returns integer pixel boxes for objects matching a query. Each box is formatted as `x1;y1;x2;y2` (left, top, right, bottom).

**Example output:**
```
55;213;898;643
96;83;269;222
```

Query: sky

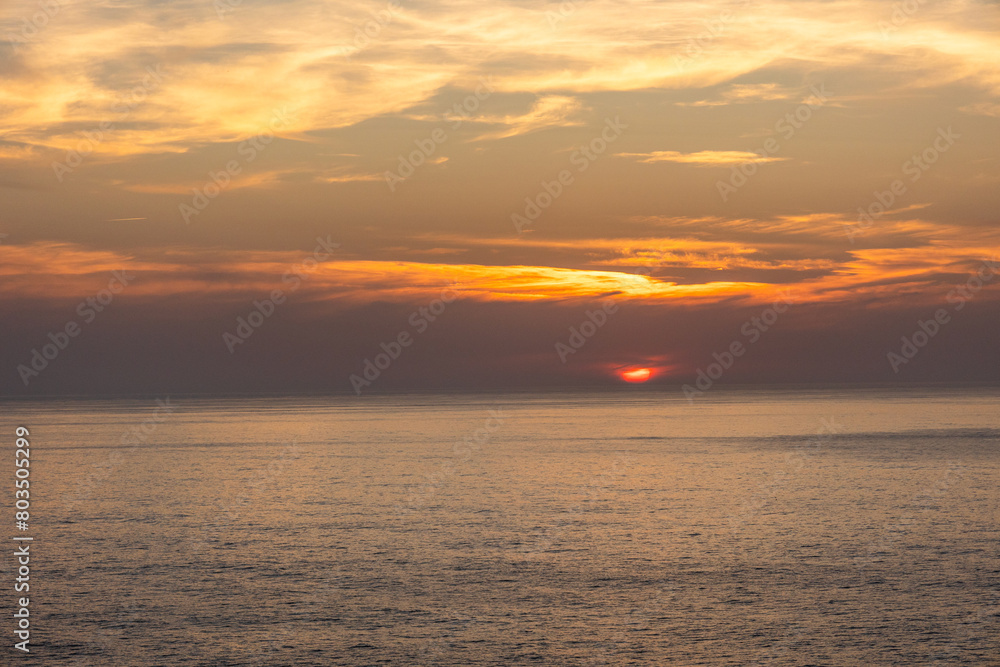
1;0;999;395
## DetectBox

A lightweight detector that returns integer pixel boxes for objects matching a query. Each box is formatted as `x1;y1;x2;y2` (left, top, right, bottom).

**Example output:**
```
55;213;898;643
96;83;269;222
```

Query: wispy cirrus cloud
472;95;585;141
615;150;789;165
677;82;795;107
3;0;999;161
960;101;1000;117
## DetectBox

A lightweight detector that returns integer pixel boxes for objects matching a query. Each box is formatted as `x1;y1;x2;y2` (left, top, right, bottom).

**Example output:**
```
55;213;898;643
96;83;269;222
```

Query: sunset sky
2;0;999;394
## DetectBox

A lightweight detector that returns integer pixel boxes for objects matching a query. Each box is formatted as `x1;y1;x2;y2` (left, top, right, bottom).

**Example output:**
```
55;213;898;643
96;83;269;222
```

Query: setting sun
619;367;653;383
2;0;998;663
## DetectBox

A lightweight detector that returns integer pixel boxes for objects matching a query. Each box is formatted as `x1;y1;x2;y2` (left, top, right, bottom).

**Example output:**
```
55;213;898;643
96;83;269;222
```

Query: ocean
3;387;999;665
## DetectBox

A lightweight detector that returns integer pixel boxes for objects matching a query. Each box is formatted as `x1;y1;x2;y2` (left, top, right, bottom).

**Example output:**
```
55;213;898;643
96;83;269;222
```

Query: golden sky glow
2;0;1000;155
2;0;999;391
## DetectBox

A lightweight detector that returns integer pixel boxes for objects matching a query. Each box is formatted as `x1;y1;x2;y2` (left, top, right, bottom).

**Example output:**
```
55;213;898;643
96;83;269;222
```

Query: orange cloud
615;150;788;165
3;236;998;310
3;0;998;162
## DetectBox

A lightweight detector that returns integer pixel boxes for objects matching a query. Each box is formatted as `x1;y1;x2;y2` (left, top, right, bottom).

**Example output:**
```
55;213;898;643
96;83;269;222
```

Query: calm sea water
3;387;999;665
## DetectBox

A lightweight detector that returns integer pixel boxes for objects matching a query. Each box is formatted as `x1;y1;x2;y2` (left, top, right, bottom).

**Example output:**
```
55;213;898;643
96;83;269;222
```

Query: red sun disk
620;367;652;383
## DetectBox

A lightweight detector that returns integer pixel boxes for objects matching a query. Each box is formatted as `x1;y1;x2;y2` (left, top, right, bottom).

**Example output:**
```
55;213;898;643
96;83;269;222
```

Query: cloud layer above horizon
1;0;999;393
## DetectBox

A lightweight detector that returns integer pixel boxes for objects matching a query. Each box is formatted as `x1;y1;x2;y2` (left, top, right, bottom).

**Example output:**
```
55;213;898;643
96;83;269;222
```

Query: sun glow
619;367;652;383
